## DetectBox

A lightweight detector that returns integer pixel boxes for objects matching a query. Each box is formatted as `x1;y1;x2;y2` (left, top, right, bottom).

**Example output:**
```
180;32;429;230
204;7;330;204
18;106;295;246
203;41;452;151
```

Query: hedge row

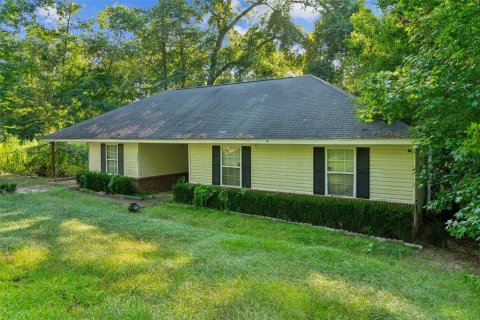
76;170;134;195
173;182;415;241
0;182;17;194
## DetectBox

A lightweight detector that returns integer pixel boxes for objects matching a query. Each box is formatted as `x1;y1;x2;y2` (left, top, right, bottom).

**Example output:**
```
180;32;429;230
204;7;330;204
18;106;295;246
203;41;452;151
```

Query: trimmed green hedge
173;182;415;241
108;175;134;195
0;182;17;194
76;170;134;195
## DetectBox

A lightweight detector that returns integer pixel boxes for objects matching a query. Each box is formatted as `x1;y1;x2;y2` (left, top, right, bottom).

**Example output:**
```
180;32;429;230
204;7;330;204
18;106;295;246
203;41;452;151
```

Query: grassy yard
0;174;50;187
0;189;479;319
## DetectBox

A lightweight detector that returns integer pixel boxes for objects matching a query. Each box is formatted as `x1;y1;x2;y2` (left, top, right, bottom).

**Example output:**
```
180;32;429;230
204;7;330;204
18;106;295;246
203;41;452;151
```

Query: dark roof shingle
44;75;409;140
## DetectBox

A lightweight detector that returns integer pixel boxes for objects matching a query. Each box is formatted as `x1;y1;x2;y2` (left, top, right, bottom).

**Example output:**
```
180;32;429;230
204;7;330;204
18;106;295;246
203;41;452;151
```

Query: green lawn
0;189;479;319
0;174;50;187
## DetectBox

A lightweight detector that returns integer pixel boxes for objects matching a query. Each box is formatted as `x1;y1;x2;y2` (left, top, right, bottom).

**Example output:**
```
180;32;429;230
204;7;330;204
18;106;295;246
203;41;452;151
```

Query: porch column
50;142;55;178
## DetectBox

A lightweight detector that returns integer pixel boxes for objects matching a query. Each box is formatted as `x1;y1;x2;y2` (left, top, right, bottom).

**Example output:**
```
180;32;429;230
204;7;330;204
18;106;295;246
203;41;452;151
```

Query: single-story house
43;75;423;217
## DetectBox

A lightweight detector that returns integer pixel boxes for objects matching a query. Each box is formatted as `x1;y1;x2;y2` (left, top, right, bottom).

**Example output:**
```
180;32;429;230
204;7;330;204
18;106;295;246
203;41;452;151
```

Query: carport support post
50;142;55;179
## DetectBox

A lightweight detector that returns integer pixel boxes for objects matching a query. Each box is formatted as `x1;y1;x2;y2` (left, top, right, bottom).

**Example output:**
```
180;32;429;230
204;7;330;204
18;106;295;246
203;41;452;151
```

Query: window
326;149;355;197
221;146;241;187
106;144;118;174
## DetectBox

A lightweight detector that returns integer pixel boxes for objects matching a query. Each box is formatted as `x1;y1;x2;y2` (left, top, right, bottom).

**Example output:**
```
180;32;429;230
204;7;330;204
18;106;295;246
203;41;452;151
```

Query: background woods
0;0;479;240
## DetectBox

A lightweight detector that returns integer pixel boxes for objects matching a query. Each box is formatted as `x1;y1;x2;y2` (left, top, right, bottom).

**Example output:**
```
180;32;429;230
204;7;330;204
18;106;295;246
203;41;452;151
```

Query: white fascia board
43;138;414;145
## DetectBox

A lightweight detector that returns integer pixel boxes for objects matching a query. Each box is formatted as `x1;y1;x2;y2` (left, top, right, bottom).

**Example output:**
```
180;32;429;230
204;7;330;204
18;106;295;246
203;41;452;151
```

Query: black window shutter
212;145;220;185
313;147;325;195
241;146;251;188
100;143;106;173
118;144;124;175
356;147;370;199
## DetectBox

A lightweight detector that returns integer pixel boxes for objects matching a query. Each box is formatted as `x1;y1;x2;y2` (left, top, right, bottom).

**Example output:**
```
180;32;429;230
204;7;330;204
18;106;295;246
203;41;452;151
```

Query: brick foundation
133;172;188;193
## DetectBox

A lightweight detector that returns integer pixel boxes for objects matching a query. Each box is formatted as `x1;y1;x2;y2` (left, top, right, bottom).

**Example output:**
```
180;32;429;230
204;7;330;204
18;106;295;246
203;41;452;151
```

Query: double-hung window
106;144;118;175
221;146;241;187
326;149;355;197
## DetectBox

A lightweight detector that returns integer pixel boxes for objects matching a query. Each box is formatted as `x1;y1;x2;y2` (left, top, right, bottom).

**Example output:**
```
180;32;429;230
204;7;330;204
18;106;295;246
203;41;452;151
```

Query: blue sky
38;0;379;32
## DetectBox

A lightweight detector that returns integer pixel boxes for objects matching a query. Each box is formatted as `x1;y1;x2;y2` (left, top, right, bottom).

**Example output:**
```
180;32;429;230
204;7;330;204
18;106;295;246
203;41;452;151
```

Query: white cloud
250;3;272;25
35;6;61;26
232;0;243;13
201;12;211;30
291;44;306;55
233;25;248;35
290;4;319;22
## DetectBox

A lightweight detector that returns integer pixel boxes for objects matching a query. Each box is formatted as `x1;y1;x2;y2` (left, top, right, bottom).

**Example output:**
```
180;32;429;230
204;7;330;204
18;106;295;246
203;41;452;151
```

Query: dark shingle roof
44;75;409;140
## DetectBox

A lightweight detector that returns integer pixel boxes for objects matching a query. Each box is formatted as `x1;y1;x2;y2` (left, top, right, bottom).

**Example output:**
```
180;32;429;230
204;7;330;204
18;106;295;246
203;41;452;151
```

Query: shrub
108;175;134;195
76;170;135;195
173;182;415;241
0;182;17;194
172;181;195;203
75;170;88;188
192;185;215;207
85;172;111;192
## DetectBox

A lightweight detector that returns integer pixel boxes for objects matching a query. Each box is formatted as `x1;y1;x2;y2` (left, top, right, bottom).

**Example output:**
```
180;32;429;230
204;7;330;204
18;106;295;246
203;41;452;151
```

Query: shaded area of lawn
0;189;479;319
0;174;50;187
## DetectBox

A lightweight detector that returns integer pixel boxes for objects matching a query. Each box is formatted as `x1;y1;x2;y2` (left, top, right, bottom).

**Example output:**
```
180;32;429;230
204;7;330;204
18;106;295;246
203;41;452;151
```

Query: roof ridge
171;75;309;91
306;74;354;98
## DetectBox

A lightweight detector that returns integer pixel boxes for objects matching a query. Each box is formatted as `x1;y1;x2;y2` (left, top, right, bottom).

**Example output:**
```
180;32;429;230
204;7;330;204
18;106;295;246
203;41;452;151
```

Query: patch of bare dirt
76;189;172;209
417;240;480;274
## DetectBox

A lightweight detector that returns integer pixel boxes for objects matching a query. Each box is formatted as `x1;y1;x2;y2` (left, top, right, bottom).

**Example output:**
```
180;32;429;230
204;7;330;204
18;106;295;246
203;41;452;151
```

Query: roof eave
41;137;414;145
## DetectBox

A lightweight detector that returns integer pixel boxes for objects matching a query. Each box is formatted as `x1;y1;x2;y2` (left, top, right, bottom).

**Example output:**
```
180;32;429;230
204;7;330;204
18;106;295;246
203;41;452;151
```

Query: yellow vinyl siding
251;145;313;193
88;142;139;177
187;144;313;193
187;143;415;204
89;142;415;204
188;144;212;184
88;143;101;172
138;143;187;178
123;143;139;178
370;145;415;204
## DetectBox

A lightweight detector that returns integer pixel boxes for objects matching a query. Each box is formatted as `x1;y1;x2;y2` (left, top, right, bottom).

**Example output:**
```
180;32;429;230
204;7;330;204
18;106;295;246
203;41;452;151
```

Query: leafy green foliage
107;174;134;195
75;170;88;189
0;182;17;194
76;170;134;195
192;184;215;207
346;3;411;94
349;0;480;240
76;171;110;192
0;138;87;176
172;180;195;203
303;0;359;86
173;182;415;241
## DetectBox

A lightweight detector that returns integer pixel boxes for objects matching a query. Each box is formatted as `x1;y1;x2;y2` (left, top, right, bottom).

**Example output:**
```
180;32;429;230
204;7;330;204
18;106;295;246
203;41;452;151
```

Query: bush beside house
76;171;134;195
173;182;415;241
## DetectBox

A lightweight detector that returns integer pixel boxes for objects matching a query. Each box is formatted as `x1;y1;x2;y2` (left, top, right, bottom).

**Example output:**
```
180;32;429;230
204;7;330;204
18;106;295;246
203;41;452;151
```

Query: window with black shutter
313;147;325;195
356;147;370;199
212;145;220;185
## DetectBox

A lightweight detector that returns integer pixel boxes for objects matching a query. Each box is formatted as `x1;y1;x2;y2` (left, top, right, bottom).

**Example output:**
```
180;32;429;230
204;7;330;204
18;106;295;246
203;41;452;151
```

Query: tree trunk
161;28;168;90
205;0;266;85
179;36;186;88
50;142;55;179
207;32;225;85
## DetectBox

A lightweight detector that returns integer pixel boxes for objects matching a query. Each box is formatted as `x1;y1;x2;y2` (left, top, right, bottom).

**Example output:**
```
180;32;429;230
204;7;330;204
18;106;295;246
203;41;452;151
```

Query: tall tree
142;0;204;90
303;0;358;88
345;1;411;94
201;0;306;85
353;0;480;240
0;0;90;139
